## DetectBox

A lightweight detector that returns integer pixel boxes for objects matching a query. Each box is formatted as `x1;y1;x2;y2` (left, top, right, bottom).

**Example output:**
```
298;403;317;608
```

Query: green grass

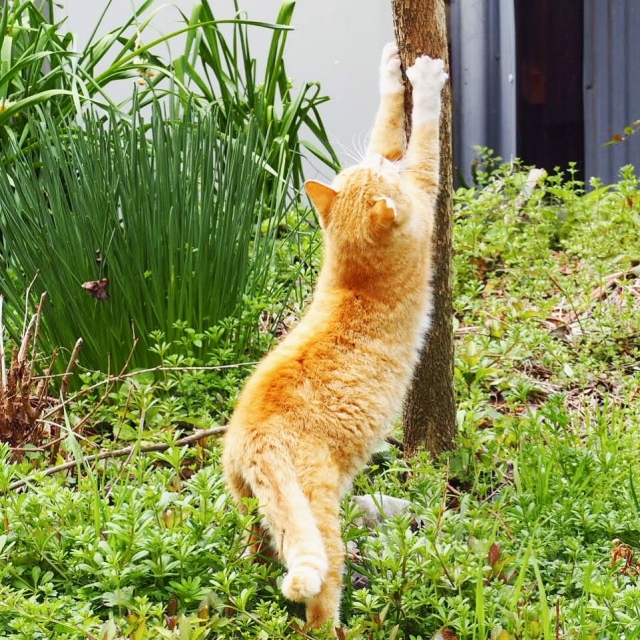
0;162;640;638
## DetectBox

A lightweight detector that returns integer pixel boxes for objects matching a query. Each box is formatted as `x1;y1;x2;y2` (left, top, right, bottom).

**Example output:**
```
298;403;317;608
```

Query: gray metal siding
584;0;640;183
450;0;516;185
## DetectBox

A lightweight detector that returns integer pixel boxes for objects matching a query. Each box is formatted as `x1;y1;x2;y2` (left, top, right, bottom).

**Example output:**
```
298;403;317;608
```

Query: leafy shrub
0;0;337;374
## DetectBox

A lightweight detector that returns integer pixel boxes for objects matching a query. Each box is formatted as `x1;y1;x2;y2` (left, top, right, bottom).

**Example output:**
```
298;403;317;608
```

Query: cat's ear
305;180;337;222
371;196;397;230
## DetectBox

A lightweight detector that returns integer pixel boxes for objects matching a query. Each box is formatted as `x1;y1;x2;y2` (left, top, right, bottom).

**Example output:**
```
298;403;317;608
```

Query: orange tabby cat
222;42;448;630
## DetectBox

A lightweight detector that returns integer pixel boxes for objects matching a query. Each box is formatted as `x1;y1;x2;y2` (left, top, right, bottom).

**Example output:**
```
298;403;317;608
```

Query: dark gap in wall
515;0;585;181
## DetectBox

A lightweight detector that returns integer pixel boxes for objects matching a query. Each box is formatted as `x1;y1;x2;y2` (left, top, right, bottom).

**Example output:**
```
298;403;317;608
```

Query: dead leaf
611;538;639;575
164;615;178;631
432;629;458;640
82;278;109;300
165;594;178;617
488;542;501;568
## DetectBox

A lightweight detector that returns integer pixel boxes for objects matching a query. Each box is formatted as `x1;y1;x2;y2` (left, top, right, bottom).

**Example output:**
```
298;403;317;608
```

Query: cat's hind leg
301;471;345;631
366;42;406;161
242;445;329;602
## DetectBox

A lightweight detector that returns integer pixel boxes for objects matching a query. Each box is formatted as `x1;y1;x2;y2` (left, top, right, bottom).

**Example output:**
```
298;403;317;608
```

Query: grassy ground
1;161;639;639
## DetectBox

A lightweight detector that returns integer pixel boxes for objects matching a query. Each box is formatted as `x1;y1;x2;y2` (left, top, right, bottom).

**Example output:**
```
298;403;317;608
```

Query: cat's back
227;158;434;452
228;281;422;442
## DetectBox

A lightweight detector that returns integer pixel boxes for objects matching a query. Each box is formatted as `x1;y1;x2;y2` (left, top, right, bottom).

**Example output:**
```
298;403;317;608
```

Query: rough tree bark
392;0;456;457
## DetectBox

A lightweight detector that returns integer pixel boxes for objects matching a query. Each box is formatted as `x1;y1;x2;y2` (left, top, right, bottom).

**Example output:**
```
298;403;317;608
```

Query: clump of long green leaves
1;0;339;184
0;0;172;152
0;0;74;146
0;105;297;372
169;0;340;188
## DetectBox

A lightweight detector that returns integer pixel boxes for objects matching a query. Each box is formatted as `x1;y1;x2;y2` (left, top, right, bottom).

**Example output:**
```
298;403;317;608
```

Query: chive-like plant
0;105;297;372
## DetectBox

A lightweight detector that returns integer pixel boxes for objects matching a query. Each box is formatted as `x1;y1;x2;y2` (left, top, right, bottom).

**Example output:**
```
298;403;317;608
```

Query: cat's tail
242;443;329;602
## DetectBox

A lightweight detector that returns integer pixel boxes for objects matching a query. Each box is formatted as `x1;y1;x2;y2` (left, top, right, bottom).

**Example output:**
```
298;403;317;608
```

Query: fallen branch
5;426;406;493
37;362;258;424
385;435;405;451
547;273;586;336
6;425;227;493
589;265;640;302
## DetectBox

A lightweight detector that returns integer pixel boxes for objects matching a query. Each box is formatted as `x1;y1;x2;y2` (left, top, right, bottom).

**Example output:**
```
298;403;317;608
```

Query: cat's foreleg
404;56;448;195
366;42;405;161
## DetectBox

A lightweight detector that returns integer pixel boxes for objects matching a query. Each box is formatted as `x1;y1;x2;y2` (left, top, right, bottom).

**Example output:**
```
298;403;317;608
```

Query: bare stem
17;312;38;366
5;428;404;494
6;425;228;493
0;295;6;392
30;292;47;363
38;362;257;422
61;338;83;400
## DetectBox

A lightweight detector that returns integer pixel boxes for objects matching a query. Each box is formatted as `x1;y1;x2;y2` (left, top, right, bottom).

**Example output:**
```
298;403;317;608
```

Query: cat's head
305;154;408;247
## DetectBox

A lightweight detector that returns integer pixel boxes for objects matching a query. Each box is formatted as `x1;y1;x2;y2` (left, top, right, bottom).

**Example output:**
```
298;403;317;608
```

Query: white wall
61;0;394;178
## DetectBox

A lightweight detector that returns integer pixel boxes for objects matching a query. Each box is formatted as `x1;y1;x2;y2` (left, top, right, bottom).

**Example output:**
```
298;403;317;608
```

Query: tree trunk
392;0;456;457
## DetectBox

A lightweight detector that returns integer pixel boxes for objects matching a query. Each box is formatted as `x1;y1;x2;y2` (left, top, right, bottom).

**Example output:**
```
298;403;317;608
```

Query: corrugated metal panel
492;0;516;166
584;0;640;183
450;0;516;185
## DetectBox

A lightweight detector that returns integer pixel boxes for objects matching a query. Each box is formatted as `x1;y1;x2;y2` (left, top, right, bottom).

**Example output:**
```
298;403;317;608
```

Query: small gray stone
351;493;414;529
350;569;370;590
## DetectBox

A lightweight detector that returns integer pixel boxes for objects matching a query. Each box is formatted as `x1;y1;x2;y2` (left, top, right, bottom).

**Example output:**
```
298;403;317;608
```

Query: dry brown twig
546;265;640;342
5;425;228;493
0;300;407;492
0;293;83;453
5;423;405;494
37;361;258;425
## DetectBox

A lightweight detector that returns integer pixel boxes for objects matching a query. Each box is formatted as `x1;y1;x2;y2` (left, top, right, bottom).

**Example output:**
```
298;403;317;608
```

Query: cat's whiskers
358;131;371;162
334;139;363;166
394;157;412;170
350;132;369;164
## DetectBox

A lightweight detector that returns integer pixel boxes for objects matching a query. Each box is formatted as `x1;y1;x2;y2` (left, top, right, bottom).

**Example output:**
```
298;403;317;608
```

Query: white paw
406;55;448;93
379;42;403;95
282;564;324;602
406;56;448;122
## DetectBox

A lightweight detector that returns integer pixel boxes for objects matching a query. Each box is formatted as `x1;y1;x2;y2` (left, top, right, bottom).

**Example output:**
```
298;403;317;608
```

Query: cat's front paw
406;56;448;123
406;55;448;95
379;42;403;95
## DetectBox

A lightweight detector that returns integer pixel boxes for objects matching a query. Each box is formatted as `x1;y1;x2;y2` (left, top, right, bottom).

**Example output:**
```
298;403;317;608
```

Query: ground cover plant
0;160;639;638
